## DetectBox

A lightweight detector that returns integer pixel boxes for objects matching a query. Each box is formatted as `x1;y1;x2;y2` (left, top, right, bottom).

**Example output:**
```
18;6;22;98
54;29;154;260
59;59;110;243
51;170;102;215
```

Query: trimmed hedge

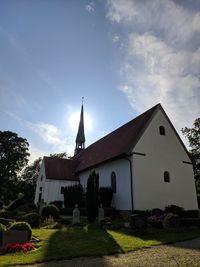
99;187;113;208
63;184;83;208
8;221;32;240
17;212;42;227
42;204;60;220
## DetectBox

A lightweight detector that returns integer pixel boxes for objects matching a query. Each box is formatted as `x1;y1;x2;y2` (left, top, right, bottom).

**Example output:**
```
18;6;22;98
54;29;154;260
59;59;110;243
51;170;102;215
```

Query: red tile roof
75;104;159;172
44;157;79;181
43;104;160;180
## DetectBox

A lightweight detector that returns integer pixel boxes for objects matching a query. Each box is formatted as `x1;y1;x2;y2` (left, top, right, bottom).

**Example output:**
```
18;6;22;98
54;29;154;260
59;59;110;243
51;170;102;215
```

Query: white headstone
72;204;80;225
98;204;104;225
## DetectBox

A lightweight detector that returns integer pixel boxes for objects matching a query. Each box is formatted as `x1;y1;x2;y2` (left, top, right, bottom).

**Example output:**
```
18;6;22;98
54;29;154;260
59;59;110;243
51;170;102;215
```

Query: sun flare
68;111;93;132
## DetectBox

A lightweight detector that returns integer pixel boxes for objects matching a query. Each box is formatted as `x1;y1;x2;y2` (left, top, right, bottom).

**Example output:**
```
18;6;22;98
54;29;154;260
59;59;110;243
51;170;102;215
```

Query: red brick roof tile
75;104;159;172
44;157;79;181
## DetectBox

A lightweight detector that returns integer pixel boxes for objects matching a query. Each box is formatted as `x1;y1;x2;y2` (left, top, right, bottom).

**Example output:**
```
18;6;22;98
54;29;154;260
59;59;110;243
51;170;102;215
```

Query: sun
68;111;93;132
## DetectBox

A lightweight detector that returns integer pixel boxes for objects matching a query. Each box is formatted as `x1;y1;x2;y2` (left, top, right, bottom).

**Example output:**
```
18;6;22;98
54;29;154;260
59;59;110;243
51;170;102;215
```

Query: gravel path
15;238;200;267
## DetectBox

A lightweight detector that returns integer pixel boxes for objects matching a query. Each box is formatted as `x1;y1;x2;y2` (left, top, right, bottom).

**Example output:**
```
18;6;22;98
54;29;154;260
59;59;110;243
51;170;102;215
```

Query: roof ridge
83;103;160;152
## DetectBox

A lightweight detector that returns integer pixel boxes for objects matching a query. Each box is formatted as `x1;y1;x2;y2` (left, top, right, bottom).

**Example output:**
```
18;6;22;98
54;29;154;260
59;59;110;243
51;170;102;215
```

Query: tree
182;118;200;205
181;118;200;182
18;152;68;203
18;157;42;202
0;131;29;201
49;152;69;159
86;170;99;222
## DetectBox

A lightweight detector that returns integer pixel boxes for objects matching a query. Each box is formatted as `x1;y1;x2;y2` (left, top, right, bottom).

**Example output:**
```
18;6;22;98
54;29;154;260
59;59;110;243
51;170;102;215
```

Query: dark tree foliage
86;170;99;222
99;187;113;208
182;118;200;187
49;152;68;159
18;157;42;202
63;184;83;208
0;131;29;201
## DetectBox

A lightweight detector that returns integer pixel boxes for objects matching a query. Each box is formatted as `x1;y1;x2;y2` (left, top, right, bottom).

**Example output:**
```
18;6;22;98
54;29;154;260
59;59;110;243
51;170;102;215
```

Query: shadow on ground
43;224;123;265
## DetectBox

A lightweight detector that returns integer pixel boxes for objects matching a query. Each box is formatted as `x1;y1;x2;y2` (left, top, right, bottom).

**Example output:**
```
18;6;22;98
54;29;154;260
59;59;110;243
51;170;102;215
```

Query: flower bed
5;243;35;253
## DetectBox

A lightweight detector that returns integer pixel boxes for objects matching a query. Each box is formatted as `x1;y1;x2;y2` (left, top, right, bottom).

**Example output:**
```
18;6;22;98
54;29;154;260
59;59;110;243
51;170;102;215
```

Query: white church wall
34;160;46;205
34;159;78;205
133;109;198;210
43;179;78;204
79;159;132;210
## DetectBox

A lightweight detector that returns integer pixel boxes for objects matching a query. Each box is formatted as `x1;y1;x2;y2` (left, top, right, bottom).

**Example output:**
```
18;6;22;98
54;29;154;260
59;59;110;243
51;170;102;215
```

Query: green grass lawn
1;225;200;266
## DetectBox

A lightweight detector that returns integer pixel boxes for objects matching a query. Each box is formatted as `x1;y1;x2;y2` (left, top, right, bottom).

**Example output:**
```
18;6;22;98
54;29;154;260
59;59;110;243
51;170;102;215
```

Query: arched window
164;171;170;183
111;172;116;193
159;126;165;135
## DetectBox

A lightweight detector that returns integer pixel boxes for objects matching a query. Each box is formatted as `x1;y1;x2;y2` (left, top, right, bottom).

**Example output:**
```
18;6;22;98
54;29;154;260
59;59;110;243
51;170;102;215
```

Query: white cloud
85;2;95;13
112;35;120;43
107;0;200;138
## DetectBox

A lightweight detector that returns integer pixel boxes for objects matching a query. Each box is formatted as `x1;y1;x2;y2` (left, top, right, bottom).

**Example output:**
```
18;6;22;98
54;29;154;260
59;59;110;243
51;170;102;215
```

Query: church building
34;103;198;211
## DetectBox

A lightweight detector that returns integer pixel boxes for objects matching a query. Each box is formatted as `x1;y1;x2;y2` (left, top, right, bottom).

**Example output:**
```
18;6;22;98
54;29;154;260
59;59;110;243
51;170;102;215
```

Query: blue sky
0;0;200;162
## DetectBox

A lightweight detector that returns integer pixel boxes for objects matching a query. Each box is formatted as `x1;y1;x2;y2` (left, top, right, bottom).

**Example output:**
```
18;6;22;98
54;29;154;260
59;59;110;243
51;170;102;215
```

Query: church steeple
74;99;85;155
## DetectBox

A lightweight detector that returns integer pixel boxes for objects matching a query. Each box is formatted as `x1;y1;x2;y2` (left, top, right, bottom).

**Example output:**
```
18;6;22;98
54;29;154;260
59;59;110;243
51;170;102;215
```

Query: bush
63;184;83;208
86;170;99;222
49;201;63;209
6;195;24;211
17;212;42;228
181;218;200;227
178;210;199;218
163;213;181;228
0;209;14;219
0;223;6;231
151;208;164;216
99;187;113;208
165;205;184;214
42;204;60;220
8;221;32;240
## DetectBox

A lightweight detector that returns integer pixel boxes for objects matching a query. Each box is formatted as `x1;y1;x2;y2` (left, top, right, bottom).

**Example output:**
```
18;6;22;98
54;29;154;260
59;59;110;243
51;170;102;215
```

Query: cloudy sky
0;0;199;162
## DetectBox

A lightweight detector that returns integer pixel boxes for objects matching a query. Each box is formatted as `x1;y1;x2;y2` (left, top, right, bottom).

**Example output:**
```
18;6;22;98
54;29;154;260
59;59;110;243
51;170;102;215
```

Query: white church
34;103;198;211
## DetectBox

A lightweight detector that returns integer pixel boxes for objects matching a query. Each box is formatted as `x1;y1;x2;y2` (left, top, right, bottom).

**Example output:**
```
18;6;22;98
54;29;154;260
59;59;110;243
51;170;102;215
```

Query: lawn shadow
112;226;200;251
43;224;123;264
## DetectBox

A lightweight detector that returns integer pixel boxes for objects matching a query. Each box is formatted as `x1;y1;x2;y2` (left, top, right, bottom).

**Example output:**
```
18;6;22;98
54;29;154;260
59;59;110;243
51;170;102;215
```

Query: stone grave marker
72;204;80;225
2;230;29;247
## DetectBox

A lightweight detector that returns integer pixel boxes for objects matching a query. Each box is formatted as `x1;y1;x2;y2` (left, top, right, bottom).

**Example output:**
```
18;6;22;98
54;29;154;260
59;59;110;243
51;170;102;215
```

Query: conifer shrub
41;204;60;220
17;212;42;228
86;170;99;222
8;221;32;240
63;184;83;208
99;187;113;208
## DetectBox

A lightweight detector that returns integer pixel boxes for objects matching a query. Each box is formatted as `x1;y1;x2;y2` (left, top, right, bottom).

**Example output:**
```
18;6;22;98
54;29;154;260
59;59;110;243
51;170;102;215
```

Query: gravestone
72;204;80;225
2;230;29;247
98;204;104;225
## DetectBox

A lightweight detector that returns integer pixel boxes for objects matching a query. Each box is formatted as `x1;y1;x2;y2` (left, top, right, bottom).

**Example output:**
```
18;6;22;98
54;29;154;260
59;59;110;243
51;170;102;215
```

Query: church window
60;186;65;194
38;193;42;202
159;126;165;135
111;172;116;193
164;171;170;183
41;175;43;181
